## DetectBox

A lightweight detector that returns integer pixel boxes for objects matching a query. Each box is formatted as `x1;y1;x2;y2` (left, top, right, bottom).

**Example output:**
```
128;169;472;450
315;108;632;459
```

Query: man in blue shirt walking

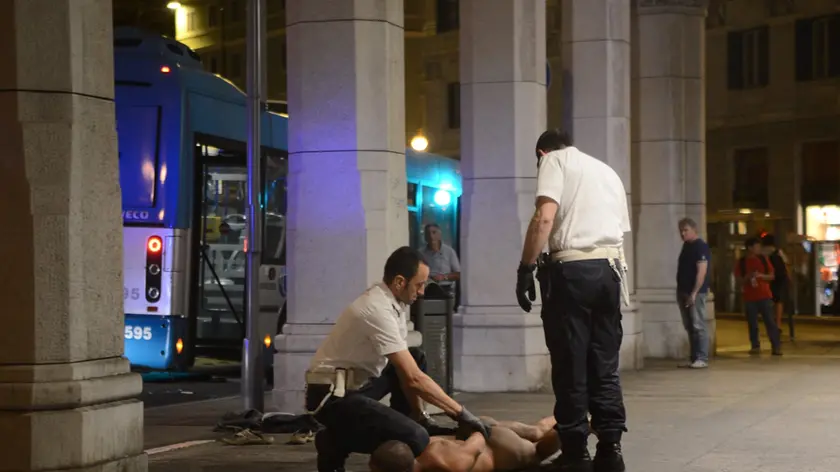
676;217;711;369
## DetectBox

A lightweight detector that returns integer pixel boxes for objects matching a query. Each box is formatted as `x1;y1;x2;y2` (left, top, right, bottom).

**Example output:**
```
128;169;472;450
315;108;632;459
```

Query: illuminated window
806;206;840;240
187;11;197;31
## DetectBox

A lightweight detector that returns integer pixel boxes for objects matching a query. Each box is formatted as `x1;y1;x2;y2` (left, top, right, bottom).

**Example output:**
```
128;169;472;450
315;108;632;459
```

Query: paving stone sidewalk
146;352;840;472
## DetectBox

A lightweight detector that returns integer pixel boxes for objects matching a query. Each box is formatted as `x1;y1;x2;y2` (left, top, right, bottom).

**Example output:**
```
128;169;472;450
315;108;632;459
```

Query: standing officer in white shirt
516;129;631;472
306;246;492;472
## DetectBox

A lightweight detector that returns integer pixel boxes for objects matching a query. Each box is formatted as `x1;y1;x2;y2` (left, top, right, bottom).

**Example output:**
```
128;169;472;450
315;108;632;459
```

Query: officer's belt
551;247;621;263
304;367;365;414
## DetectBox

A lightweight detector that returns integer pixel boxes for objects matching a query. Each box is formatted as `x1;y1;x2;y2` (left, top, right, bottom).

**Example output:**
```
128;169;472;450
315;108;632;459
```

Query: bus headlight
147;287;160;300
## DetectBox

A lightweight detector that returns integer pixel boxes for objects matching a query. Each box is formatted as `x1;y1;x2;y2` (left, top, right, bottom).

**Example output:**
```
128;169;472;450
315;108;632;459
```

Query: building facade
707;0;840;237
704;0;840;314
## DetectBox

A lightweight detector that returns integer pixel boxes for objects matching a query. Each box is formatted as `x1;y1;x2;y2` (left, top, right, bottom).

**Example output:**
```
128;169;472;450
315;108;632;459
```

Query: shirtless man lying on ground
368;416;565;472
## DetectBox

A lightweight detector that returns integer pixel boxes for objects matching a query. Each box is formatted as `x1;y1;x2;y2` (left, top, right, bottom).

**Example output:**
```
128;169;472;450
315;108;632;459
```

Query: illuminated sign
122;210;154;221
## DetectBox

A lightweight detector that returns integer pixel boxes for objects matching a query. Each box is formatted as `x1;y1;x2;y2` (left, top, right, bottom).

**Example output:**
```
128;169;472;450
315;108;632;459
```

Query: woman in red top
734;237;782;356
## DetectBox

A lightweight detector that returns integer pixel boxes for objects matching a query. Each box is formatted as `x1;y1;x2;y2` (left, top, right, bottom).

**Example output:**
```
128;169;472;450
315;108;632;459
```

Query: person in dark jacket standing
676;218;711;369
762;234;789;331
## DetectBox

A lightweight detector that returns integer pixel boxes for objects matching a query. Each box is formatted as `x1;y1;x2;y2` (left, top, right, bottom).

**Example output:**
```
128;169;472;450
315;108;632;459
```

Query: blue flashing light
433;189;452;206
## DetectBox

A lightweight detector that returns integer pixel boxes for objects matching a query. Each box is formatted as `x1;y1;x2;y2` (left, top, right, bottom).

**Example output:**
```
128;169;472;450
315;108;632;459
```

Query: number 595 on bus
125;326;152;340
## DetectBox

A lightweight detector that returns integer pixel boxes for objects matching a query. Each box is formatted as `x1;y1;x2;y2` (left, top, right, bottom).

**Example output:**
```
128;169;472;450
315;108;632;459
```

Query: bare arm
734;265;751;285
520;197;559;265
691;261;708;296
445;249;461;281
758;260;775;281
387;350;462;418
443;272;460;281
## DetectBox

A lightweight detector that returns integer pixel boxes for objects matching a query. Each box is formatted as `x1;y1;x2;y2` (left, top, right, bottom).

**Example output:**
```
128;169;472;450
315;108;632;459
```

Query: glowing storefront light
433;189;451;206
806;205;840;240
410;135;429;152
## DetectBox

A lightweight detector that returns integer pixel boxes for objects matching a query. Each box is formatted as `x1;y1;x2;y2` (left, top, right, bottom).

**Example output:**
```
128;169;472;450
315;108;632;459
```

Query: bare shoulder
419;438;489;472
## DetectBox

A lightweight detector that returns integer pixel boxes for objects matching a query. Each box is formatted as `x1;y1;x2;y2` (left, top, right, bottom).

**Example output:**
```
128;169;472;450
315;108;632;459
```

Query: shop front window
420;185;457;247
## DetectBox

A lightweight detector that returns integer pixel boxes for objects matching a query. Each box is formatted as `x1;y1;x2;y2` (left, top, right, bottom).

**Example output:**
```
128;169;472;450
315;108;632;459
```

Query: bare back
417;437;493;472
417;427;538;472
485;426;539;471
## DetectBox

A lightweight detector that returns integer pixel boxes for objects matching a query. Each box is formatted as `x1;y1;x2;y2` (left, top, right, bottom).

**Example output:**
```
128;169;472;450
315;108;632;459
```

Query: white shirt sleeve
619;185;631;233
536;152;564;204
447;246;461;272
361;307;408;357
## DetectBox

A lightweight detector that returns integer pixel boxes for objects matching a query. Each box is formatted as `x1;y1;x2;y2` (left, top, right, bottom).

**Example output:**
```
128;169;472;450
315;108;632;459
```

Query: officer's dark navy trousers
305;347;430;460
540;259;628;449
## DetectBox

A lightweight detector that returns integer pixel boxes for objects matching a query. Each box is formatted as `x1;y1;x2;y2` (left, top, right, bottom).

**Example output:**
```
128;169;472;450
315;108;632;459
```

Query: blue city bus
114;27;462;370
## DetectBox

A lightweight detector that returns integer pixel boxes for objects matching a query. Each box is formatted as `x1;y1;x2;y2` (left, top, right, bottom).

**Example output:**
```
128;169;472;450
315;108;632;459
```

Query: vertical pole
243;0;265;412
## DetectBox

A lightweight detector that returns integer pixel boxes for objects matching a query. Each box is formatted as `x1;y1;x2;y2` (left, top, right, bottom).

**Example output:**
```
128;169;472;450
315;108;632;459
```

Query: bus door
196;154;248;350
192;140;288;356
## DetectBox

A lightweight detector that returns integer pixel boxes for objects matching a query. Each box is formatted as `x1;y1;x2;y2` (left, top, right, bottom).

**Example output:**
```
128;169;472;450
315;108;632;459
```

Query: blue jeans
744;299;781;350
677;292;709;363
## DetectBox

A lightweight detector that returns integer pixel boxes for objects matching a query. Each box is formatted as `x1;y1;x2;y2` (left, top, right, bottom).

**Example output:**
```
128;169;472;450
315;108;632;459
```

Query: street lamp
410;133;429;152
167;2;182;10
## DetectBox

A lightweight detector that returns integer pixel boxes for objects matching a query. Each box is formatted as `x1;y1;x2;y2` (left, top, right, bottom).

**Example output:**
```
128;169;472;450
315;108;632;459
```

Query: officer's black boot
546;436;593;472
593;441;625;472
315;430;348;472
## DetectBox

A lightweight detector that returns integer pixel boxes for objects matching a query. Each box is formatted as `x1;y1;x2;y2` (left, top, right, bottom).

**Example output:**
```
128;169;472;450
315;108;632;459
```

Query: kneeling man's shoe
315;430;348;472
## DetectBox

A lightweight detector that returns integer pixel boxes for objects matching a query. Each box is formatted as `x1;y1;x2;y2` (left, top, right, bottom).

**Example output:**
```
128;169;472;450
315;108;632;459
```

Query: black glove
454;406;492;440
516;262;537;312
416;411;457;436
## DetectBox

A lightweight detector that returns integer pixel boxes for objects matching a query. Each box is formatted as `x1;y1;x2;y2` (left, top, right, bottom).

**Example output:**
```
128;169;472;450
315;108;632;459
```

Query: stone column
0;1;146;471
632;0;709;358
562;0;643;369
455;0;550;392
274;0;407;412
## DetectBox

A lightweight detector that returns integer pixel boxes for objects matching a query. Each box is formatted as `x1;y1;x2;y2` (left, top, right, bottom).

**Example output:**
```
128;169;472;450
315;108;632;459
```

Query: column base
620;299;644;371
453;308;550;392
272;322;423;413
0;357;146;472
639;289;716;359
